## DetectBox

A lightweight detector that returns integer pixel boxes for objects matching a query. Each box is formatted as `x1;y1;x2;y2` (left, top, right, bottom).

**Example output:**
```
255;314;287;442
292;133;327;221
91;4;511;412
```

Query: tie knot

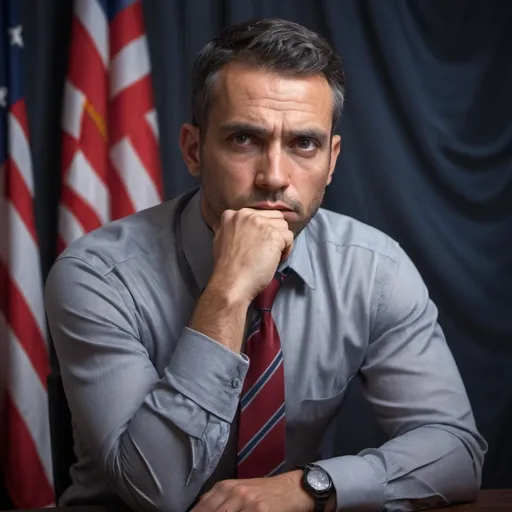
253;271;287;311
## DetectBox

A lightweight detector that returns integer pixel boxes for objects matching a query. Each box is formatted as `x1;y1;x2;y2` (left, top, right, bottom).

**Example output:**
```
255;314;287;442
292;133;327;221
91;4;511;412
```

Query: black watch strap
313;501;327;512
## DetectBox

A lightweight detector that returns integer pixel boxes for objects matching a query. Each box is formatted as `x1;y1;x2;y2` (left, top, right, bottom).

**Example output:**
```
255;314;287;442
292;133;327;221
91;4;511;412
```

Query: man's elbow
103;441;195;512
446;426;487;503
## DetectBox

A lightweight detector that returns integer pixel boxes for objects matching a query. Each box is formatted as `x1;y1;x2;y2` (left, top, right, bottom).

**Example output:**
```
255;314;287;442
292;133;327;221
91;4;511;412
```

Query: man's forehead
217;62;331;96
211;63;333;125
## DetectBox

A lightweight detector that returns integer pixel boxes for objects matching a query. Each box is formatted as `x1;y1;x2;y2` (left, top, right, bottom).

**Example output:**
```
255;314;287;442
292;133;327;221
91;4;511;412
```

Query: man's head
180;18;345;236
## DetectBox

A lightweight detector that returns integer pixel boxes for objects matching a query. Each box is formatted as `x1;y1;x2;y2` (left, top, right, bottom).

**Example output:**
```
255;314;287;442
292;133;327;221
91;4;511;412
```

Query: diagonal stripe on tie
246;314;261;337
237;409;286;477
241;319;280;392
267;460;286;477
238;402;286;464
241;351;282;410
237;358;285;449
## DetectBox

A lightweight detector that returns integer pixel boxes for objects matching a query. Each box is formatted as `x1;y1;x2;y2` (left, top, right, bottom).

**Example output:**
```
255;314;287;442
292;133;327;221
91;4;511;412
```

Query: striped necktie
237;271;287;479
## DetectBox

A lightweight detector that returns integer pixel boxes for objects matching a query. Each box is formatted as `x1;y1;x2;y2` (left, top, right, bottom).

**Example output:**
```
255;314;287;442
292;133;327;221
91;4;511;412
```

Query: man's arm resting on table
311;245;487;512
45;256;250;512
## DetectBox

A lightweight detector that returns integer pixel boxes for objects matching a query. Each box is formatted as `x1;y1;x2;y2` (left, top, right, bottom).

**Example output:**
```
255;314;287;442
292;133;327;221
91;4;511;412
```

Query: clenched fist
211;208;294;304
189;208;294;353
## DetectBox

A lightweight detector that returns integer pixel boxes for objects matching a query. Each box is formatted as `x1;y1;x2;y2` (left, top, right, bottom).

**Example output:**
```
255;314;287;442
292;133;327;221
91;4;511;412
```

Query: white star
9;25;23;47
0;87;7;108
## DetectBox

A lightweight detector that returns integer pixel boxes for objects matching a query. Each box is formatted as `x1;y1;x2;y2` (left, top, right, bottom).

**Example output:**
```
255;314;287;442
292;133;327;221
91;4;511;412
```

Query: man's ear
327;134;341;185
179;123;202;178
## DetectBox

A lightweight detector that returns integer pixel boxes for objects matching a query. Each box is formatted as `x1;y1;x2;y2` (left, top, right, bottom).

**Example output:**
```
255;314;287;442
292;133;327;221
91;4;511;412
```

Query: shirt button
232;377;241;388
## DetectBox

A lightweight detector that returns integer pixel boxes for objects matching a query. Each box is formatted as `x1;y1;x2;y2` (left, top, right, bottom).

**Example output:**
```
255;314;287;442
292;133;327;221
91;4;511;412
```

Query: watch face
306;467;331;492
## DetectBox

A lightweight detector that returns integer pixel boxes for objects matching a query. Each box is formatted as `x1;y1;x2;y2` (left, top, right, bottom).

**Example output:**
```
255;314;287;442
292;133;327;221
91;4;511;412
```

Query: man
45;17;486;512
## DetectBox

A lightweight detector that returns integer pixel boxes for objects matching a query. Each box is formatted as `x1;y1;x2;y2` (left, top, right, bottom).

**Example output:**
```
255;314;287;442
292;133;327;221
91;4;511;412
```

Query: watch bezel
300;464;334;500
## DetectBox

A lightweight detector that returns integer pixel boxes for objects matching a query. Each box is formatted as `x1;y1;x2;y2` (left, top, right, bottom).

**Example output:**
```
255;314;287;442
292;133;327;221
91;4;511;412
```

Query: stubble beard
201;181;326;238
199;159;330;238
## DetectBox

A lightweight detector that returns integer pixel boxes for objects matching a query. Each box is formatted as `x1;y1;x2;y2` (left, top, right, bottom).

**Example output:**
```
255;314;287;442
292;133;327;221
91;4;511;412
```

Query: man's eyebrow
219;122;329;145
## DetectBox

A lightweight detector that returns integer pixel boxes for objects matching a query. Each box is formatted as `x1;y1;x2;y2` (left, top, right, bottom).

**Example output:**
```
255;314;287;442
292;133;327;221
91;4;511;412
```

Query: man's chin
289;220;309;239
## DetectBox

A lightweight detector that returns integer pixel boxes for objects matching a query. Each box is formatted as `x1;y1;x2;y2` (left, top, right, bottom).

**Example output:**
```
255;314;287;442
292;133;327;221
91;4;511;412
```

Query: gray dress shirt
45;187;487;512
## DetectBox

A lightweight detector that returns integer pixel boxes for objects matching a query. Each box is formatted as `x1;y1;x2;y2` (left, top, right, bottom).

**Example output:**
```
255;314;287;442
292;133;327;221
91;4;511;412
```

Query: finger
217;210;236;232
281;229;294;251
193;480;239;511
190;490;224;512
269;227;293;254
280;230;294;261
212;498;242;512
264;218;290;231
244;208;286;219
196;493;243;512
281;243;293;262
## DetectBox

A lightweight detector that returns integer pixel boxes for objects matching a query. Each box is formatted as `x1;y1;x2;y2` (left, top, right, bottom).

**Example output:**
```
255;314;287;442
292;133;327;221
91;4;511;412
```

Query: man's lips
251;202;294;211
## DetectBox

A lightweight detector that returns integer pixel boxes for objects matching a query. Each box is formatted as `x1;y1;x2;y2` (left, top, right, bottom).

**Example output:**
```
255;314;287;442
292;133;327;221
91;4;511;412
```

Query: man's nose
254;145;291;190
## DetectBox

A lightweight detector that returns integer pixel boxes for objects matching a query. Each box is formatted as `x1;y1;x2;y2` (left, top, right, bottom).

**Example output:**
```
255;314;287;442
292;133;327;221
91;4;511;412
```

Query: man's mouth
251;202;294;211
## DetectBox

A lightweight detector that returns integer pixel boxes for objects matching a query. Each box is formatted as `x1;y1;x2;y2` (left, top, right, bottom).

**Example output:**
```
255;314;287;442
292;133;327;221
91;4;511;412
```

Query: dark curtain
12;0;512;499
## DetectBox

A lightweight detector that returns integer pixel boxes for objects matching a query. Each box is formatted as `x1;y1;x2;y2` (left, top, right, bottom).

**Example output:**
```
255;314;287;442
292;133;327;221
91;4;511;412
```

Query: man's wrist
206;274;251;311
279;470;316;511
188;275;250;353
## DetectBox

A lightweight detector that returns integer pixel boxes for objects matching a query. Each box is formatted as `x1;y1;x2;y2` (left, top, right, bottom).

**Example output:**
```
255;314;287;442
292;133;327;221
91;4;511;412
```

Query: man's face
180;62;341;236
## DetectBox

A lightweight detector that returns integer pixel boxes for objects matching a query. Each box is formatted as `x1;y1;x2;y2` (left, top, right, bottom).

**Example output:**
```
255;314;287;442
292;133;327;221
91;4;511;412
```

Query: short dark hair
191;18;345;134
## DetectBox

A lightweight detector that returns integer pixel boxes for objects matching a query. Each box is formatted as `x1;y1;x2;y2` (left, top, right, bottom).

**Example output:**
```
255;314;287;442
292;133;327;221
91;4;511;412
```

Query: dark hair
191;18;345;134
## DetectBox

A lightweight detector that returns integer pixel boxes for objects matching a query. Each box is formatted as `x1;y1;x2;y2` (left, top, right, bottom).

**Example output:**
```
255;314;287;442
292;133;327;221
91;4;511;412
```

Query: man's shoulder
56;199;177;275
308;207;401;264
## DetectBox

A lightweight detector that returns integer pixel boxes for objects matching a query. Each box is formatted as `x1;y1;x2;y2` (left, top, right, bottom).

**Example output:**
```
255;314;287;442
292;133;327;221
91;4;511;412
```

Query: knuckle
254;501;269;512
233;484;248;497
221;209;234;222
252;214;264;226
218;479;234;490
237;207;253;218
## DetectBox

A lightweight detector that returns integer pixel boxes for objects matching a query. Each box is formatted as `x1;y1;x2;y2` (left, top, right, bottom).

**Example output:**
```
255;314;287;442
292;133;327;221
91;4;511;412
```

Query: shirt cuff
165;327;249;423
314;455;384;511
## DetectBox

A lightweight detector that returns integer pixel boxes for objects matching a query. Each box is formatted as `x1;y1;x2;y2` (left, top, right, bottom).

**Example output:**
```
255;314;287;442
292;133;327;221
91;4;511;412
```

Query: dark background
3;0;512;506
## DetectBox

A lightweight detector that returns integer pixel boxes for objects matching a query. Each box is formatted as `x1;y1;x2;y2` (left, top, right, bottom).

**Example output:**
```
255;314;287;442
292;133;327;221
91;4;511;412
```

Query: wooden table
433;489;512;511
7;490;512;512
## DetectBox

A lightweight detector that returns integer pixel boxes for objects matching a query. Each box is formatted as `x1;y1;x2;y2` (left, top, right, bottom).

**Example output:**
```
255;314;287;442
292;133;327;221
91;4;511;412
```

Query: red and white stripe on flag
59;0;164;252
0;0;55;507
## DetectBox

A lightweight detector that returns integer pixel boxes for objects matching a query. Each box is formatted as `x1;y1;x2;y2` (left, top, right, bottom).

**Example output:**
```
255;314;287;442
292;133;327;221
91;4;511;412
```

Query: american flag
59;0;163;251
0;0;55;508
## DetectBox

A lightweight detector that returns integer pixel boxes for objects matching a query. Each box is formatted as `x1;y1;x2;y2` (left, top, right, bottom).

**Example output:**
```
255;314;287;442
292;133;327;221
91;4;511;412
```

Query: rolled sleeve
166;327;249;422
315;456;384;511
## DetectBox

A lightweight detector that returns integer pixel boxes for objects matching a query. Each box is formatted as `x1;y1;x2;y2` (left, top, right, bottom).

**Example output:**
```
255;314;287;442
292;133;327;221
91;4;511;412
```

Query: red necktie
237;271;287;479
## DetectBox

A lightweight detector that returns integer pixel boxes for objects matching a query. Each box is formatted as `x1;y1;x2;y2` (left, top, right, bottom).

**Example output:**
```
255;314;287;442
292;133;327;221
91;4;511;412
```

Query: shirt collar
180;187;317;293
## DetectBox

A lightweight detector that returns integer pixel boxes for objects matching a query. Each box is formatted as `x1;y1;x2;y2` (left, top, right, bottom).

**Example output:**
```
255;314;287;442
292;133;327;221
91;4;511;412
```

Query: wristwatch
298;464;334;512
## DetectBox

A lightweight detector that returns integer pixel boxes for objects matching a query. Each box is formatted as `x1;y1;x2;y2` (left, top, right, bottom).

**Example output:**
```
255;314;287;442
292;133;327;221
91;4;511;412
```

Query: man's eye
295;138;317;151
233;133;252;145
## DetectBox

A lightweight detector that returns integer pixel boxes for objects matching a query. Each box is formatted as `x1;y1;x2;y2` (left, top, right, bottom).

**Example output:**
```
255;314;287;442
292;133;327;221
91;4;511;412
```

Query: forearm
189;277;250;353
92;328;248;512
315;423;484;511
